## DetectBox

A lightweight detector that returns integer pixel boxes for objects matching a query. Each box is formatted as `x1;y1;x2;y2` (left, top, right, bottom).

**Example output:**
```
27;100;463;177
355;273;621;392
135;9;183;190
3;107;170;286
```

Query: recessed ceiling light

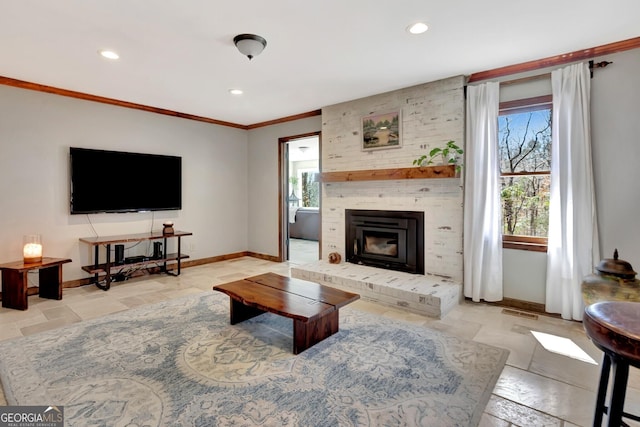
407;22;429;35
98;49;120;60
229;89;243;95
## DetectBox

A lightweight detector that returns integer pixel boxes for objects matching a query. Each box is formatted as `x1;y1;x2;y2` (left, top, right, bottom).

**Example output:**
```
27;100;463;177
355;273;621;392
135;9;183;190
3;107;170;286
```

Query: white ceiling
2;1;638;126
288;136;319;162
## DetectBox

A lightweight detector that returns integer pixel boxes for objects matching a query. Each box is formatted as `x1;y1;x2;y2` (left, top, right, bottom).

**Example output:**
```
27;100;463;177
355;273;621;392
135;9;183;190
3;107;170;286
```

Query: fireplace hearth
345;209;424;274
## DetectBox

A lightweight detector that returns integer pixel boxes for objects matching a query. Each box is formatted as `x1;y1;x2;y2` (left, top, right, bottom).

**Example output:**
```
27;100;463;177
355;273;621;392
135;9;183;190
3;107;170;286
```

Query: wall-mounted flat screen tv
70;147;182;214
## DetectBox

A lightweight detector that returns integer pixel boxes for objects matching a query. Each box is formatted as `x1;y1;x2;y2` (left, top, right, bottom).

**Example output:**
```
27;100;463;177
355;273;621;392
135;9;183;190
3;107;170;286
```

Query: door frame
278;131;322;262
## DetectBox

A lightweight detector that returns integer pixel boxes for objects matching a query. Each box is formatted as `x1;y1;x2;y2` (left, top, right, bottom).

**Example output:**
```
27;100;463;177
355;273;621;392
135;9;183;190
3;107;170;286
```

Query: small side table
0;257;72;310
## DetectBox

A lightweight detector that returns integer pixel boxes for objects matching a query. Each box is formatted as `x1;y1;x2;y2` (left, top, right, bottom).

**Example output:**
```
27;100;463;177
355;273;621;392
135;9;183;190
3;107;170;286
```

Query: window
498;95;552;252
298;168;319;207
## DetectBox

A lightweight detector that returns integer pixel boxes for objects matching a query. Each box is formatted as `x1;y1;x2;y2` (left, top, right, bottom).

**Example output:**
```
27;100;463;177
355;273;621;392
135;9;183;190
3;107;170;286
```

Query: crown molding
468;36;640;83
0;76;247;129
0;75;321;130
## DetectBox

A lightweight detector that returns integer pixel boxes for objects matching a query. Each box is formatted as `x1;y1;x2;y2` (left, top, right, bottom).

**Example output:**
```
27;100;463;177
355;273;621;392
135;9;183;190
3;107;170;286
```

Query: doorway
279;132;321;264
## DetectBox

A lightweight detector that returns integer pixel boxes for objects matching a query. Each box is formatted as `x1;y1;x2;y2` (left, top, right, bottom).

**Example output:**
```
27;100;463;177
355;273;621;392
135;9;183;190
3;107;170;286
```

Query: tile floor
0;256;638;426
289;237;320;264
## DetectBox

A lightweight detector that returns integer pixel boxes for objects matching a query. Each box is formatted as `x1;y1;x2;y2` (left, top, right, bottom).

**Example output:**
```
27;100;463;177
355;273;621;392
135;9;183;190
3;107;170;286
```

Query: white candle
23;234;43;263
23;243;42;262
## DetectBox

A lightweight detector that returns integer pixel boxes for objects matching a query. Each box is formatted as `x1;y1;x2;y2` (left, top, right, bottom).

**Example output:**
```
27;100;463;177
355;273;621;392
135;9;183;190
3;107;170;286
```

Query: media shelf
79;230;192;291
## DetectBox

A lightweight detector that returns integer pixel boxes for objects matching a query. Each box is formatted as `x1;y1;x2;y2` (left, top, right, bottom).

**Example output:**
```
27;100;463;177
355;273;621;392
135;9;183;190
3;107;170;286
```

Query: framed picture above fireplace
361;111;401;151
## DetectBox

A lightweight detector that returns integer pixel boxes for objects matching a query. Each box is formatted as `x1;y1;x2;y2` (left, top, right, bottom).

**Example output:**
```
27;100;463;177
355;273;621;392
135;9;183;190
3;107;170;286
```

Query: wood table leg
1;269;28;310
293;309;339;354
38;264;63;300
229;299;265;324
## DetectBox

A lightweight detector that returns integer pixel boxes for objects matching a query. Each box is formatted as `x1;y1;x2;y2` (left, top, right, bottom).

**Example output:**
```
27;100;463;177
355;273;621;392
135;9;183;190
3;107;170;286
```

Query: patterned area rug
0;292;508;426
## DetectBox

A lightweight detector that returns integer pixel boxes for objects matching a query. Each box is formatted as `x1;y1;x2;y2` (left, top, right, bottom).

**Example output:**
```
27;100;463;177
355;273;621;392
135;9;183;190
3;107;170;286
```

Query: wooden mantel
320;165;456;182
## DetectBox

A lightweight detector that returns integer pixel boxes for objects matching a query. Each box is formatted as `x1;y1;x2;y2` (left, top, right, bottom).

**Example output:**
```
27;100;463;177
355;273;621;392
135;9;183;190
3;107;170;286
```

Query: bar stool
584;301;640;426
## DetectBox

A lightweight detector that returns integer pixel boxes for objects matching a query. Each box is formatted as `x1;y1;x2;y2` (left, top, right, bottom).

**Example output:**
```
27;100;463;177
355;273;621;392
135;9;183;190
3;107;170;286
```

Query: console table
79;230;192;291
0;257;72;310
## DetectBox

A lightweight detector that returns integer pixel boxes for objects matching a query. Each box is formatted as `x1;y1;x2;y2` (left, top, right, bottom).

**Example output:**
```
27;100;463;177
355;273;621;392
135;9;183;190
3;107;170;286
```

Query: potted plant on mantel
412;140;464;176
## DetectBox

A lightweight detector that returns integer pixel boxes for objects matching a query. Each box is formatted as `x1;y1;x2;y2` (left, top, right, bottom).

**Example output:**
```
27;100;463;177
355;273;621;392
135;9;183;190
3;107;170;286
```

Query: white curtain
464;82;503;302
545;63;600;320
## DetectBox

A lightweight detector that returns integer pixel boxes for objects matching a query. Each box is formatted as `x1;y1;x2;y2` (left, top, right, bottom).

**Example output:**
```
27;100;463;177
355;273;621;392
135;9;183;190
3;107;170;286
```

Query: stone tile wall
321;76;465;282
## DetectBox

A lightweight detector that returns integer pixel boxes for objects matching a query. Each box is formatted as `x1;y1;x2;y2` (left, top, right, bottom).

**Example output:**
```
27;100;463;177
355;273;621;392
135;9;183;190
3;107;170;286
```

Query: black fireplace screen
346;209;424;274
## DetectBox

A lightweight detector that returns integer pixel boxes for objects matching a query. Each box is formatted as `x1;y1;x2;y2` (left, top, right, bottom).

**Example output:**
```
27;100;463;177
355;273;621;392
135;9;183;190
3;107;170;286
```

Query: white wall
503;249;546;303
247;117;322;257
591;49;640;264
0;85;249;282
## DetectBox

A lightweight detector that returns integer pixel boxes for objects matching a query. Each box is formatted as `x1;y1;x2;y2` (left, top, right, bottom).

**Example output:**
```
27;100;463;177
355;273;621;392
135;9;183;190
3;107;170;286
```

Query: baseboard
465;296;558;318
180;251;252;267
498;297;547;315
245;251;280;262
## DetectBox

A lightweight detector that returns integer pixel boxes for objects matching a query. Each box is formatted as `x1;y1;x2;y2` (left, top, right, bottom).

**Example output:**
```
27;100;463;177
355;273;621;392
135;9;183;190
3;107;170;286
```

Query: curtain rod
589;60;613;77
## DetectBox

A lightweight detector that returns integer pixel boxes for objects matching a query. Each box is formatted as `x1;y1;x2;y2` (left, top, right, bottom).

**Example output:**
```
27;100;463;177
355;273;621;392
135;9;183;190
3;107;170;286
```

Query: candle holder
23;234;43;264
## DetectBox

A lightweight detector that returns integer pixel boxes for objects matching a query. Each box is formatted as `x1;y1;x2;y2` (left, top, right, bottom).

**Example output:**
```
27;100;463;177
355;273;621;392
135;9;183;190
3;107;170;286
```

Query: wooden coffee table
213;272;359;354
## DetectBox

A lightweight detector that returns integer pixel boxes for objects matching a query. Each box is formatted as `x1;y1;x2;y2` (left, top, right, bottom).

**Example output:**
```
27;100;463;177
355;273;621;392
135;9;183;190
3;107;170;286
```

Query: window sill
503;241;548;253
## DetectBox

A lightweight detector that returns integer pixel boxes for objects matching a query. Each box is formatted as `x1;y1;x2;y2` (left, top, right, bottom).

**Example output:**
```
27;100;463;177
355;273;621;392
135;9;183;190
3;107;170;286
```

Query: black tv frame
70;147;182;214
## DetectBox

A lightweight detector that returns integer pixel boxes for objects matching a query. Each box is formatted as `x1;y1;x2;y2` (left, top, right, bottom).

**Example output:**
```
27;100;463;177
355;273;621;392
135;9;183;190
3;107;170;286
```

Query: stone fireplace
290;75;465;318
318;75;465;283
345;209;424;274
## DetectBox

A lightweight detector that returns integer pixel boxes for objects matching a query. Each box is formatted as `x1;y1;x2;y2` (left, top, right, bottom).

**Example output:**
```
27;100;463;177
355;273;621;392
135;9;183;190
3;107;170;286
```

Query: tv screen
70;147;182;214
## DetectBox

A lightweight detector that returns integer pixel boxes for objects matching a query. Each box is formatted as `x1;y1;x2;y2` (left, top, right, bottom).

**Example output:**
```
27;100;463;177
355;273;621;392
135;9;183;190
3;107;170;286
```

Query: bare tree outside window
301;172;319;207
498;98;552;244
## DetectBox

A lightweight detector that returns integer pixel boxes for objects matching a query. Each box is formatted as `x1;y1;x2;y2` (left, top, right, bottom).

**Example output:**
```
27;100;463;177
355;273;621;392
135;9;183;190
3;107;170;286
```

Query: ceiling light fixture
98;49;120;60
233;34;267;60
299;146;309;153
407;22;429;35
229;89;243;95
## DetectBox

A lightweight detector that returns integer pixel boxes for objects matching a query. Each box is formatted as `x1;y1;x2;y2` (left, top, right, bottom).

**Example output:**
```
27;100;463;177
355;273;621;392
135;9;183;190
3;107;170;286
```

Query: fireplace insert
345;209;424;274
